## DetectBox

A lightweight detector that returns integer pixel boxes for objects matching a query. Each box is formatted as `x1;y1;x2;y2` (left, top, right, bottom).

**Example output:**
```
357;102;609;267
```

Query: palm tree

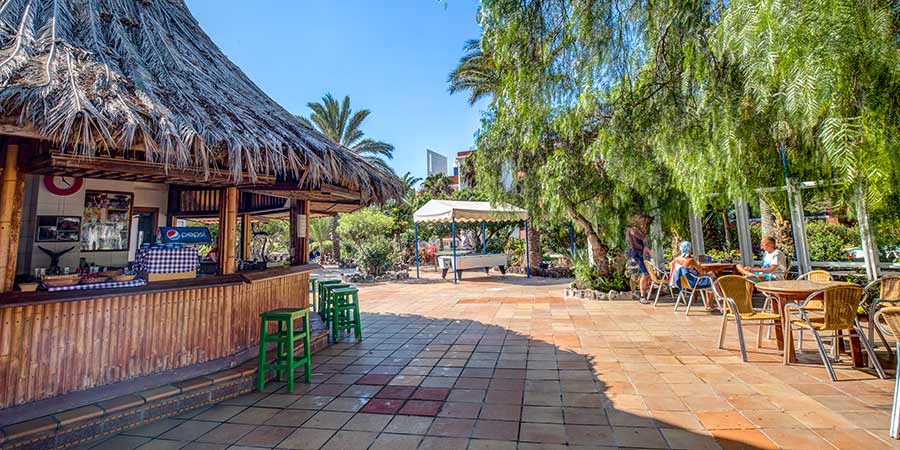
399;172;421;195
299;94;394;169
299;94;395;261
422;173;454;198
448;39;499;105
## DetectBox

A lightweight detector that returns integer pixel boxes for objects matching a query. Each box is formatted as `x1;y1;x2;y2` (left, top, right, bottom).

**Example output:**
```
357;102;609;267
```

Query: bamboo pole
218;186;238;274
0;141;21;292
241;213;251;259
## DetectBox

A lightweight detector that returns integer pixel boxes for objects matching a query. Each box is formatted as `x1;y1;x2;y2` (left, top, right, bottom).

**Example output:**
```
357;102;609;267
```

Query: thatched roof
0;0;400;202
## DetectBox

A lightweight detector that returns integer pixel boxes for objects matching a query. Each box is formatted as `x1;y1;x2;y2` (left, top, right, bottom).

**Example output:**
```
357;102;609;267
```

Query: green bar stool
317;279;342;316
309;276;319;306
257;308;312;393
321;283;350;325
330;286;362;341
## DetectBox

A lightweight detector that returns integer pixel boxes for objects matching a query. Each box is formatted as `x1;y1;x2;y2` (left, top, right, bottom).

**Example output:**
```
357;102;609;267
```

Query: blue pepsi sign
159;227;212;244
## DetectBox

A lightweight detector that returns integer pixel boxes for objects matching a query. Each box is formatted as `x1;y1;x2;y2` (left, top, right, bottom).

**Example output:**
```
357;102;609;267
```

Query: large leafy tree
422;173;454;198
299;94;395;169
448;39;499;105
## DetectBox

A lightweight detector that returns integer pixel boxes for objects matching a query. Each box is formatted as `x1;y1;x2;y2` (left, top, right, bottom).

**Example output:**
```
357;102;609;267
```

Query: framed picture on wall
35;216;81;242
81;191;134;251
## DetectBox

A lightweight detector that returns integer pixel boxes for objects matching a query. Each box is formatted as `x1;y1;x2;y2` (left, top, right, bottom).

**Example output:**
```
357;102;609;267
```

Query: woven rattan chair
673;272;716;316
784;285;886;381
792;270;833;350
864;275;900;358
713;275;780;362
872;306;900;439
645;260;674;306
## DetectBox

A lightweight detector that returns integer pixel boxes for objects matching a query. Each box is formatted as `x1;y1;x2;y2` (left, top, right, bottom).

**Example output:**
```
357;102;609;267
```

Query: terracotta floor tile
356;374;393;385
519;422;567;444
660;428;722;450
448;388;486;403
762;428;837;449
359;398;405;414
385;415;434;434
697;411;755;430
320;430;377;450
375;385;417;400
289;395;335;410
418;436;470;450
368;433;422;450
411;387;451;401
711;428;778;450
427;417;476;437
472;419;519;440
323;396;368;412
399;400;444;416
439;401;482;418
343;413;392;432
467;439;518;450
479;403;521;421
814;428;895;450
158;421;219;441
235;425;292;447
195;423;255;444
303;411;354;429
612;426;668;448
341;384;382;398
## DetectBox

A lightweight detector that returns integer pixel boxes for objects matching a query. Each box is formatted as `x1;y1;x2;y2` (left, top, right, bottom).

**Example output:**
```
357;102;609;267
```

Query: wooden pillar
0;141;23;292
289;199;309;265
166;186;178;226
217;187;238;274
241;213;252;260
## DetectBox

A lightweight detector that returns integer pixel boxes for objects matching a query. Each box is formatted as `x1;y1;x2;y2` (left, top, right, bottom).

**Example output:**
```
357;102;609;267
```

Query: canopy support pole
569;221;575;257
482;221;487;255
524;219;531;278
414;222;420;279
452;218;458;284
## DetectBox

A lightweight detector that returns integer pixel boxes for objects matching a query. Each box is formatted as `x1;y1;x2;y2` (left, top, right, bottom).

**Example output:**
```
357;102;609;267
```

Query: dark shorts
633;254;648;274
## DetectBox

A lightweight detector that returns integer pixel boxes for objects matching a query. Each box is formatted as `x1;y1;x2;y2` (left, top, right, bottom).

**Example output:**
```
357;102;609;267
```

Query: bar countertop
0;263;321;307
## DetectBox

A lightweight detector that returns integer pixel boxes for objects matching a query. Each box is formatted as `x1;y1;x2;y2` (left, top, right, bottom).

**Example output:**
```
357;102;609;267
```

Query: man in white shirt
737;236;788;281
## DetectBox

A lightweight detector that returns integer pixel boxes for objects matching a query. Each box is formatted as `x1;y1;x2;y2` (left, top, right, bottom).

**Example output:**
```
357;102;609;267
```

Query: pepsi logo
166;229;180;240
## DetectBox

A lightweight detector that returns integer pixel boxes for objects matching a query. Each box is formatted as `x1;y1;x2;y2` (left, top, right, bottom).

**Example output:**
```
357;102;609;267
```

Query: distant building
452;150;475;190
426;149;448;177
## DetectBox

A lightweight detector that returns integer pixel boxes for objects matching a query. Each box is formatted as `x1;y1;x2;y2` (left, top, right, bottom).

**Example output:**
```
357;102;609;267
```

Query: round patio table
700;262;737;276
756;280;859;364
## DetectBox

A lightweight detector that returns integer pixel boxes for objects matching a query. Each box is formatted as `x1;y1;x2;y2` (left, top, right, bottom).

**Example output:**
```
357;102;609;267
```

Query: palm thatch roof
0;0;400;202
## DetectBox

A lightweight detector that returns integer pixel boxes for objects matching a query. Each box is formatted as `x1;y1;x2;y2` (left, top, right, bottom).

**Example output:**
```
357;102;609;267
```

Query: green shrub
573;260;629;291
356;237;393;276
337;208;394;243
805;221;859;261
505;238;526;267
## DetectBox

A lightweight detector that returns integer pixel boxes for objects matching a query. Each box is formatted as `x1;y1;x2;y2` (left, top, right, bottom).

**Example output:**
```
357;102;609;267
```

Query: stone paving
85;271;899;449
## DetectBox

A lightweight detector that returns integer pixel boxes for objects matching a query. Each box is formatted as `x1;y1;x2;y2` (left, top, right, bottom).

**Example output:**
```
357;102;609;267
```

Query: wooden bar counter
0;264;318;410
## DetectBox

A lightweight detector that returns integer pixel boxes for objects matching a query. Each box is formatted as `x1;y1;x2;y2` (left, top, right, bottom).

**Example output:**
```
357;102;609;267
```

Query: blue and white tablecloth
135;247;199;273
46;278;147;292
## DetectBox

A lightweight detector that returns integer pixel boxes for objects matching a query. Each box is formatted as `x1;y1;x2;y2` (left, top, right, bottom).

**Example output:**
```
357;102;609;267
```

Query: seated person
669;241;716;309
736;236;788;281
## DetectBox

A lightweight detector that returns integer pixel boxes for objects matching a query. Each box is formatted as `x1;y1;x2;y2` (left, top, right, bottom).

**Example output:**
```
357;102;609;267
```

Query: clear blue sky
185;0;486;181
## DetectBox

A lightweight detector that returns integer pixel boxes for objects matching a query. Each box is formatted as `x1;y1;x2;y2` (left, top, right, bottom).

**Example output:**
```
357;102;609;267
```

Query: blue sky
185;0;486;181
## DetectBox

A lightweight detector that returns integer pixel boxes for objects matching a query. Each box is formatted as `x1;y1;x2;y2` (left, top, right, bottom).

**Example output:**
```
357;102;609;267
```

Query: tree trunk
721;210;733;250
566;204;609;275
760;198;775;240
527;224;542;271
331;214;341;261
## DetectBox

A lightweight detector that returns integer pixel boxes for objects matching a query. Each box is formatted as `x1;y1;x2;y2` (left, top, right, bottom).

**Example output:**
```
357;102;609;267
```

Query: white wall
19;177;169;273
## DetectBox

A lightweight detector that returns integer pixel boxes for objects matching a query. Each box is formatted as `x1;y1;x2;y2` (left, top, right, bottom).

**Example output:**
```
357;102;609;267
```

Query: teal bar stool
330;286;362;341
257;308;312;393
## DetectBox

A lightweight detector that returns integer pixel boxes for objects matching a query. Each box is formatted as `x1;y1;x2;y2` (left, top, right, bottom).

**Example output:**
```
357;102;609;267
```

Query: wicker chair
713;275;780;362
793;270;833;350
673;271;716;316
645;260;674;306
784;285;886;381
872;306;900;439
864;275;900;358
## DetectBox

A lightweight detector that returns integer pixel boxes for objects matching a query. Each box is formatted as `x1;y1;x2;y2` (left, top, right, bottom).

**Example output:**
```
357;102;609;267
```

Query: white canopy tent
412;200;530;283
413;200;528;223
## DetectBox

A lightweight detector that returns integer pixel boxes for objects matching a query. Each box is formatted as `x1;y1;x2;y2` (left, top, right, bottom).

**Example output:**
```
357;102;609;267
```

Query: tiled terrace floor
87;271;898;449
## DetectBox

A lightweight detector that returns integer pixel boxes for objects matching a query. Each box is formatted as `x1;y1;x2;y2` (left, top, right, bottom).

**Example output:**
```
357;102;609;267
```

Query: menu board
81;190;133;251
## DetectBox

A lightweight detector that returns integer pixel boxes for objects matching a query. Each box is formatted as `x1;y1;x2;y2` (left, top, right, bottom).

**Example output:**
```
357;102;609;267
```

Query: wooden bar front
0;265;315;409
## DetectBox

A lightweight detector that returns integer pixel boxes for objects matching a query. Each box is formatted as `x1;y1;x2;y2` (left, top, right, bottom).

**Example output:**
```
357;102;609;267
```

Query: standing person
736;236;788;281
627;215;653;303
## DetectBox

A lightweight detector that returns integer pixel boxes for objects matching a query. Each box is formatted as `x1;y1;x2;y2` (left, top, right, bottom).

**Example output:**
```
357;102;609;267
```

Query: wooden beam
301;199;310;265
218;187;238;274
241;213;252;260
0;142;21;292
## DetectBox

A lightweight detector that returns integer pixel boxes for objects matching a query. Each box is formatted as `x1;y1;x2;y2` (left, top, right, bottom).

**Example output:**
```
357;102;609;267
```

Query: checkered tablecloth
46;278;147;292
135;247;199;273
